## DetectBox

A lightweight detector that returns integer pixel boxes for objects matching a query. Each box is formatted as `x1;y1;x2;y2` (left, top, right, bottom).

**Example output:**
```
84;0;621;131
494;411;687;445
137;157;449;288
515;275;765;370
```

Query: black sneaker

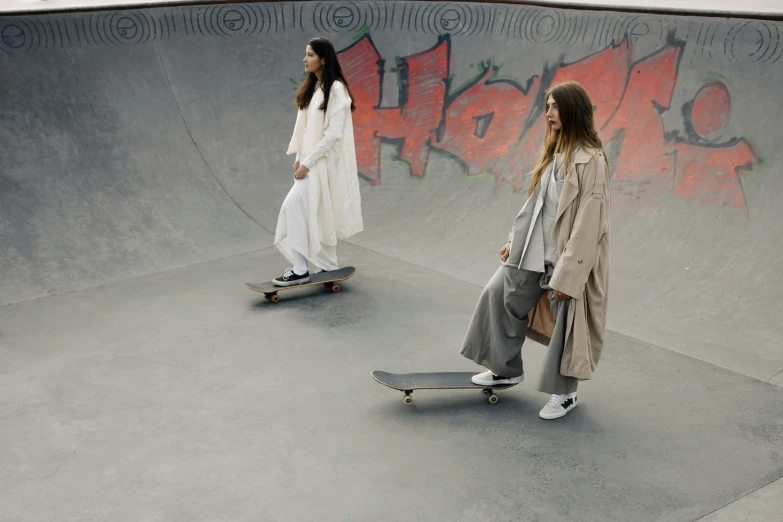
272;268;310;287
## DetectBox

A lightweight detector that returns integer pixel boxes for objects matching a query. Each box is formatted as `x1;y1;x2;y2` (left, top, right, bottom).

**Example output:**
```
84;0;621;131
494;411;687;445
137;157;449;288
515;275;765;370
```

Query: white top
520;153;565;272
295;85;348;170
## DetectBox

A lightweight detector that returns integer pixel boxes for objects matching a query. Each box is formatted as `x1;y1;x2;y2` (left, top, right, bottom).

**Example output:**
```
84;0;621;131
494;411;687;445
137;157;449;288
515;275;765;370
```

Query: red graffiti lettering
339;36;447;184
600;43;681;200
338;34;762;208
504;39;632;190
691;83;730;139
553;39;632;130
434;65;539;178
670;140;759;208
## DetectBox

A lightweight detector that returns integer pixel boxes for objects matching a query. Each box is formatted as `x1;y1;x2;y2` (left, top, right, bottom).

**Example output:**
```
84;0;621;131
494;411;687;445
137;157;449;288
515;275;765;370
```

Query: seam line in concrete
0;244;280;310
694;474;783;520
343;240;491;287
5;232;783;393
344;239;783;390
154;43;272;236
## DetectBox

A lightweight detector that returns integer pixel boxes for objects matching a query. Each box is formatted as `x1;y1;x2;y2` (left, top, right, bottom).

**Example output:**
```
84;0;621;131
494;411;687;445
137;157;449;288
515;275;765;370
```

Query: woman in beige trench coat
460;81;611;420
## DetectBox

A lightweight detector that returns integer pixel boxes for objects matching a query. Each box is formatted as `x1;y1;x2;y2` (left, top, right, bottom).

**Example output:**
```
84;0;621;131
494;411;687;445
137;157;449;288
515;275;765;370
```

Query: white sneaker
471;370;524;386
539;392;578;420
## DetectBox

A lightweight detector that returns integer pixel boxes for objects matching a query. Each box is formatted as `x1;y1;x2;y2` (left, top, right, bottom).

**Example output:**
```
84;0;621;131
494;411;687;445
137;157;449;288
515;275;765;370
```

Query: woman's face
545;95;561;131
303;45;324;75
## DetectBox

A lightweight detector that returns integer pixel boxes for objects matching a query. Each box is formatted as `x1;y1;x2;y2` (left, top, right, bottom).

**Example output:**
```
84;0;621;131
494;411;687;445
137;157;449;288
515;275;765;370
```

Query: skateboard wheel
270;294;280;303
403;395;413;405
331;284;341;293
488;394;499;404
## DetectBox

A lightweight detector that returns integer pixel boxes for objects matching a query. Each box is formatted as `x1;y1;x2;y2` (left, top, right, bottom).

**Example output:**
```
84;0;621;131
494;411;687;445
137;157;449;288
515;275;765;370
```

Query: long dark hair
295;37;356;113
528;81;605;197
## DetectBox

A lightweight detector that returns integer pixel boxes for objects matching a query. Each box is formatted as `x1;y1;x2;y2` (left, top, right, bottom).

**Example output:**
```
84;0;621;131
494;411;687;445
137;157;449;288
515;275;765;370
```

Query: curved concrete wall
1;1;781;384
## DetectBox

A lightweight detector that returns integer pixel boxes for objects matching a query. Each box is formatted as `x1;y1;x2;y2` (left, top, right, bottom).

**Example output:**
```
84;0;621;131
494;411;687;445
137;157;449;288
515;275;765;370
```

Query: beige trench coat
509;146;611;380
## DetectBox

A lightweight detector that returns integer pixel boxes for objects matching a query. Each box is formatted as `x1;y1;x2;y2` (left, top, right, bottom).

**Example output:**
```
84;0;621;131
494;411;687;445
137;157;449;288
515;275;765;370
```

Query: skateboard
371;370;519;405
245;266;356;303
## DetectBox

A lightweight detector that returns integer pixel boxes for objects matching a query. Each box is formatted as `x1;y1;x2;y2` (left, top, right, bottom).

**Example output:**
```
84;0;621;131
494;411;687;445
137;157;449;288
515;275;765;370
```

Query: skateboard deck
246;266;356;303
371;370;519;405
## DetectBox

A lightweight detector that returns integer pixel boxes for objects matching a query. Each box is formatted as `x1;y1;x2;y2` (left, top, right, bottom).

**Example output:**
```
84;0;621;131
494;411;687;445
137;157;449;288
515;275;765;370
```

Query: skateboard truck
264;281;340;303
400;388;499;405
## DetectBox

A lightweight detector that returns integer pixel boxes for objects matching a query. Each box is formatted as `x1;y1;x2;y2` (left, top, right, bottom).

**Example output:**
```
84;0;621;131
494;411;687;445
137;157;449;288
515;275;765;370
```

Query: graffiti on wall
0;2;766;209
339;33;761;209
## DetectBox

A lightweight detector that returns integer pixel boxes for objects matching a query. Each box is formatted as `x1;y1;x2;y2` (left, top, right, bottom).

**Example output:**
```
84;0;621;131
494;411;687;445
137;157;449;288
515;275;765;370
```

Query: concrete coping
2;0;782;19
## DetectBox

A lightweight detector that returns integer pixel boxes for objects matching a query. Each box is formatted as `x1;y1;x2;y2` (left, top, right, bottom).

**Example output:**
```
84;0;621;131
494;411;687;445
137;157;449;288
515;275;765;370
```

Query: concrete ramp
2;3;783;521
1;1;782;387
0;32;270;305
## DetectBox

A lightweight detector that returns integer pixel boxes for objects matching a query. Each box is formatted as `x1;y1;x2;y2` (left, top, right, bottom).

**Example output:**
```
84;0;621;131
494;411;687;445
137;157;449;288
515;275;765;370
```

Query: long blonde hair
528;81;604;197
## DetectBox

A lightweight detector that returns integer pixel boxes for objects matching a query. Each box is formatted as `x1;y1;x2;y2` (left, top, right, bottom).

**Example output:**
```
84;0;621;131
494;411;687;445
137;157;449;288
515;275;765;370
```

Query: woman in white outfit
273;37;364;286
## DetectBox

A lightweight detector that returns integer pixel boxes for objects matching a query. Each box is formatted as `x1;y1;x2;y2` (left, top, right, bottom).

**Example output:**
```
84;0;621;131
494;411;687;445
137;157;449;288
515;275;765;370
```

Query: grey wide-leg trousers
459;265;578;395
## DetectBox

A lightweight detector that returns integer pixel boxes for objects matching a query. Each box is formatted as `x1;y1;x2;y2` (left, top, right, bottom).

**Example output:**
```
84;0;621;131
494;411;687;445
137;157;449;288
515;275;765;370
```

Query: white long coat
275;81;364;265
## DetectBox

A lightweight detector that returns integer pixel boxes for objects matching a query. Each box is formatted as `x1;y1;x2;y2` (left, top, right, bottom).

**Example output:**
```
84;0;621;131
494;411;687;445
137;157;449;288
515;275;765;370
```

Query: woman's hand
551;290;570;301
294;161;300;173
500;242;511;262
294;164;310;180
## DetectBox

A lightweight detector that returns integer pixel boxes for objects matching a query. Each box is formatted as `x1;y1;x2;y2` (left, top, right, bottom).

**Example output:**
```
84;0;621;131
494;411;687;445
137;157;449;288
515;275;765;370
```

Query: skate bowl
2;0;781;384
1;2;782;520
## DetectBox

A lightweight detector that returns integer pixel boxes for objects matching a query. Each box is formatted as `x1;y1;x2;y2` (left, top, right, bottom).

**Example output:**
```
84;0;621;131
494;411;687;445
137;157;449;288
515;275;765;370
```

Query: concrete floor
3;1;783;519
2;244;781;521
700;478;783;521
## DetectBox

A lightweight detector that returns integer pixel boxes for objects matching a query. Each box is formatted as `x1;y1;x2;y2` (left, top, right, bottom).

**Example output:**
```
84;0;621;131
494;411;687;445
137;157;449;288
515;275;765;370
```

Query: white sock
292;250;308;275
